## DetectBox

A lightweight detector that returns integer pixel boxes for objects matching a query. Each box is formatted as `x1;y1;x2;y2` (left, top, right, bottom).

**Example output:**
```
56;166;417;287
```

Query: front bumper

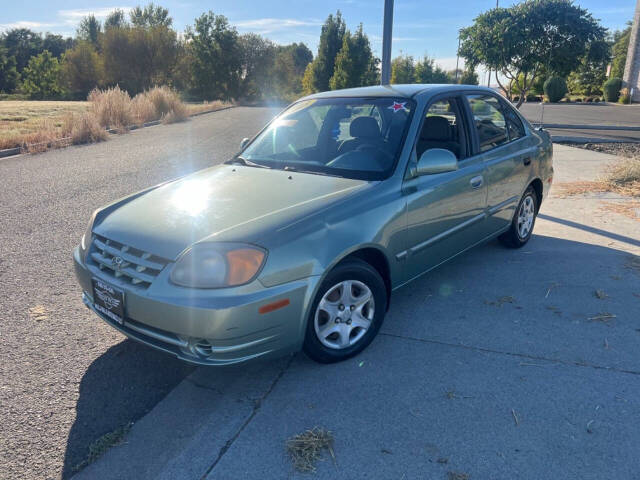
73;247;319;365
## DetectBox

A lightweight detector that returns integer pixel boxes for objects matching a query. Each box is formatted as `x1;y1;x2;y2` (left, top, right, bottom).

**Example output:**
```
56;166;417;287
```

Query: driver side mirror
416;148;458;176
240;137;250;150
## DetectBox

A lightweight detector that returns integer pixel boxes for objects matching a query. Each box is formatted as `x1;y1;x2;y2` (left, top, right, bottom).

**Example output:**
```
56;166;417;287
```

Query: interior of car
416;98;466;160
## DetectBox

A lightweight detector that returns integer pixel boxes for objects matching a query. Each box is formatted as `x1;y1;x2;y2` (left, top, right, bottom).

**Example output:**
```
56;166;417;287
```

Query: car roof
301;84;498;100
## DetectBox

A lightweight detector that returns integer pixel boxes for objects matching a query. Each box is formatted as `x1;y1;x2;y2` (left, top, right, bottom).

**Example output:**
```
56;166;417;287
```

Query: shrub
603;78;623;102
543;76;568;103
619;87;631;104
131;94;156;125
63;112;108;144
88;86;133;130
131;86;188;124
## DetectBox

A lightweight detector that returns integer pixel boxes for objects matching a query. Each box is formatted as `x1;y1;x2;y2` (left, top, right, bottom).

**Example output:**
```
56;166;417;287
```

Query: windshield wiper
281;165;344;178
226;156;271;169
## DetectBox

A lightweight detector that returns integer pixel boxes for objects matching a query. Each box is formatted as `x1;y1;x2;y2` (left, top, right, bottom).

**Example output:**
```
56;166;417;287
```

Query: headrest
350;116;380;138
420;116;451;141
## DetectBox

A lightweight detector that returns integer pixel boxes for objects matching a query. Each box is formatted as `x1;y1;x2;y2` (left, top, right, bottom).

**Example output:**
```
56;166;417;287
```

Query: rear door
464;94;536;235
401;95;487;283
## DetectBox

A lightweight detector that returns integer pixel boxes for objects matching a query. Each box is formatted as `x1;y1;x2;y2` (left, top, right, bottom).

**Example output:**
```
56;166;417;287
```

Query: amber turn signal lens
225;248;265;285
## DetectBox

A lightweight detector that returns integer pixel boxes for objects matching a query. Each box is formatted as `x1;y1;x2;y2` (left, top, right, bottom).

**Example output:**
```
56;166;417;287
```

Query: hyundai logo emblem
112;256;123;270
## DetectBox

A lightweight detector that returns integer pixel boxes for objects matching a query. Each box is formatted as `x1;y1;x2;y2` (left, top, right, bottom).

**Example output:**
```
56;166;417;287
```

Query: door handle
523;157;532;166
470;175;483;189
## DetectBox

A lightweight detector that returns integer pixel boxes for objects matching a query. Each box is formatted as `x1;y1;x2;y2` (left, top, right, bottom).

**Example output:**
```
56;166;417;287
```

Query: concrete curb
0;106;235;160
535;123;640;131
551;135;640;144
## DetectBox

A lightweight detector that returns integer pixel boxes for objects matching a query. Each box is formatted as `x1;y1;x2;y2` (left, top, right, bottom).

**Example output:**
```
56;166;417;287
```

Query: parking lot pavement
75;144;640;480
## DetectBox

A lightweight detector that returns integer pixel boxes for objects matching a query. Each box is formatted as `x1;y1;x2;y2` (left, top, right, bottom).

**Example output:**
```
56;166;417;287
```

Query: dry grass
286;427;334;473
556;157;640;198
0;101;89;150
88;86;133;130
0;89;232;154
601;200;640;220
63;112;108;145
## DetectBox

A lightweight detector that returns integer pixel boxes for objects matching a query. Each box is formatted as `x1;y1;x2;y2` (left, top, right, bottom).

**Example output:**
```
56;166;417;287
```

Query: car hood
93;164;368;259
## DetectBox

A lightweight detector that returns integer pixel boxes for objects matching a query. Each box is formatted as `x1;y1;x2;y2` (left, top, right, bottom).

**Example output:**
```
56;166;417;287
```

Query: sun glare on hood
170;179;213;216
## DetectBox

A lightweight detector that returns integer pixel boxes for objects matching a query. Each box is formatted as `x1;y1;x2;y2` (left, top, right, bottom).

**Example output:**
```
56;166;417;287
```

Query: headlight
80;210;98;260
170;243;266;288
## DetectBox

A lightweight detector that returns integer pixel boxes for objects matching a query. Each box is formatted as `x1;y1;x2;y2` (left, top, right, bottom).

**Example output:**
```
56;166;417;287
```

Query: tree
274;43;313;100
330;24;377;89
105;9;128;29
303;11;346;93
186;11;241;100
414;55;449;83
2;28;43;72
102;24;179;94
460;69;479;85
62;41;103;98
610;23;631;79
0;45;19;92
43;33;73;58
21;50;63;98
460;0;607;108
567;39;610;96
131;3;172;28
391;54;415;84
238;33;276;100
77;15;102;47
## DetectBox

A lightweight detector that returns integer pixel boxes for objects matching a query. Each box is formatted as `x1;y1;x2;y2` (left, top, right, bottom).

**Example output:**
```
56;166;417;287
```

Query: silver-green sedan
73;84;553;365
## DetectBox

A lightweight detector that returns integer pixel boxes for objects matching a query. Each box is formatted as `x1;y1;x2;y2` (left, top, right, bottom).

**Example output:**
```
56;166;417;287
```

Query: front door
401;96;487;283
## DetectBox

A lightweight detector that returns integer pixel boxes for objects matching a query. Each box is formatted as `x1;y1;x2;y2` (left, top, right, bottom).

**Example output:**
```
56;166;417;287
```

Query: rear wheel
303;258;387;363
499;186;538;248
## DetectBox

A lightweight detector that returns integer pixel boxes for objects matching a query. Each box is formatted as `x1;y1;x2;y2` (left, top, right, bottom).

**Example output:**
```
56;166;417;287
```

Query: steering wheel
354;143;393;169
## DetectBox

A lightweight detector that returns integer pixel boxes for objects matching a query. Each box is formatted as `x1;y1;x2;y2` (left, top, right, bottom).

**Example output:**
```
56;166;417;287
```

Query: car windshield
237;97;415;180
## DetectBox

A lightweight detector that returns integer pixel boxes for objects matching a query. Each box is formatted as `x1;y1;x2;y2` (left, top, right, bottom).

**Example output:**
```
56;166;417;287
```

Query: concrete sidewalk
74;145;640;480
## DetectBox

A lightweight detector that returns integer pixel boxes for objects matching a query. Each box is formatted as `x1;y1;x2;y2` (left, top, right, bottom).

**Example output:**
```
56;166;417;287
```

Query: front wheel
499;186;538;248
303;258;387;363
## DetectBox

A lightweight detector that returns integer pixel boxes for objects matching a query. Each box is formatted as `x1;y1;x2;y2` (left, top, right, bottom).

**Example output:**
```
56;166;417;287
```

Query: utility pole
381;0;394;85
623;0;640;102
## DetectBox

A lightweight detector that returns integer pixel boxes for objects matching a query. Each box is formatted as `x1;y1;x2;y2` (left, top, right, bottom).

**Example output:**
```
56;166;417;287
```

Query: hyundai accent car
73;84;553;365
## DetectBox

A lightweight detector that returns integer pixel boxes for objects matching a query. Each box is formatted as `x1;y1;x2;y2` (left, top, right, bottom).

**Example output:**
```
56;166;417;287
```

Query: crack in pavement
198;354;295;480
380;332;640;376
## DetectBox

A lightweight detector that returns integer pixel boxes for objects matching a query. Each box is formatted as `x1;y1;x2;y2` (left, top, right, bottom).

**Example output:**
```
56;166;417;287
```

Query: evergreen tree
77;15;102;47
330;25;378;90
303;11;346;93
391;54;415;84
414;55;448;83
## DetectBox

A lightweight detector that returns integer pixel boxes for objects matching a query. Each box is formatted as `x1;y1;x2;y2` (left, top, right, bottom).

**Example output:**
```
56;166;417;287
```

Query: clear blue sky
1;0;635;73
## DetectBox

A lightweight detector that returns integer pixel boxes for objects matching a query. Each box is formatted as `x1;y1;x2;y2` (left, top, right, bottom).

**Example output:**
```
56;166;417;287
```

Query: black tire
303;258;388;364
499;186;538;248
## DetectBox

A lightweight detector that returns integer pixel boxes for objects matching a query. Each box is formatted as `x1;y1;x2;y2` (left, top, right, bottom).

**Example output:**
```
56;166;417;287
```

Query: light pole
455;34;461;83
381;0;394;85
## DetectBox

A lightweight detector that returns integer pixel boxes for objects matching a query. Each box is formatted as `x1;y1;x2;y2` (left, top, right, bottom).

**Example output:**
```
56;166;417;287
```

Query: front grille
89;234;170;288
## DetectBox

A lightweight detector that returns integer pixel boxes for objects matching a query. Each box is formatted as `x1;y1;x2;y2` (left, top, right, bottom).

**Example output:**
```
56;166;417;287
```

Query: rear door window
466;94;508;152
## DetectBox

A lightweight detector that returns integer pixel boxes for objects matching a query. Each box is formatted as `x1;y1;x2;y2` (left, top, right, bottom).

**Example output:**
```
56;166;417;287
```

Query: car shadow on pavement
62;339;194;479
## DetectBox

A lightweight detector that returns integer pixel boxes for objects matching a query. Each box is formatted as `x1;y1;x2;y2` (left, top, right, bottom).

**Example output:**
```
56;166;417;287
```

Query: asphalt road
0;107;279;479
518;103;640;142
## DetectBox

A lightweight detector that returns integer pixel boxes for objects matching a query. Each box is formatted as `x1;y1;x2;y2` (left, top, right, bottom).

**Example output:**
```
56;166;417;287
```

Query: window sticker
388;101;408;113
